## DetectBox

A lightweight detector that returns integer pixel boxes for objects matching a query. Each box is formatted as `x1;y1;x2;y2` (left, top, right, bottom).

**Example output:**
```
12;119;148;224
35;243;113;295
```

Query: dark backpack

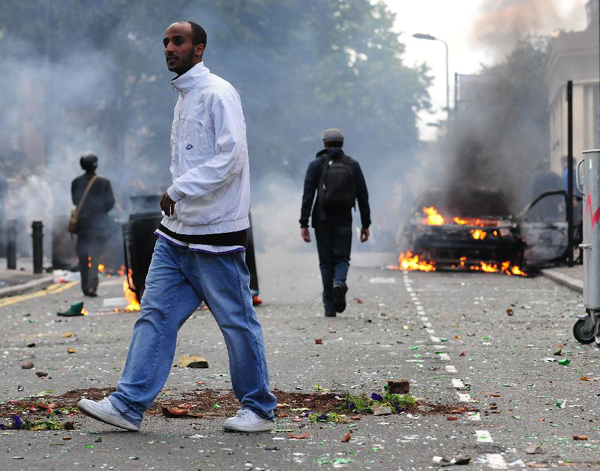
318;155;356;210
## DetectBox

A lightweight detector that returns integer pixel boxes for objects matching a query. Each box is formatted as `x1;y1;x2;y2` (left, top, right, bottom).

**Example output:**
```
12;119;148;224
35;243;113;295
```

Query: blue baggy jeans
109;237;277;426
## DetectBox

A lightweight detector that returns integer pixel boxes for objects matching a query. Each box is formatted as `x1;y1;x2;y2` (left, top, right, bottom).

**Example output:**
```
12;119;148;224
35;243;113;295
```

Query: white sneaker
78;398;140;432
223;409;274;432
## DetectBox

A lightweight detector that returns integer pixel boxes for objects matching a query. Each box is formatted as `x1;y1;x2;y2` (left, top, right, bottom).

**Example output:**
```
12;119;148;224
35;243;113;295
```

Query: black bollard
6;219;16;270
32;221;43;274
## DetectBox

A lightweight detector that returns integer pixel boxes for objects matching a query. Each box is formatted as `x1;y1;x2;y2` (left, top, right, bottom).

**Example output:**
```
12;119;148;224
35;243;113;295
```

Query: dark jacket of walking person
71;153;115;297
77;21;277;434
300;128;371;317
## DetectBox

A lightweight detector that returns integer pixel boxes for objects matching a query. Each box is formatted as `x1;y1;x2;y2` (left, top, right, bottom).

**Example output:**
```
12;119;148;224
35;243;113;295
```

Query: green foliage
343;391;416;414
0;0;430;185
309;411;343;423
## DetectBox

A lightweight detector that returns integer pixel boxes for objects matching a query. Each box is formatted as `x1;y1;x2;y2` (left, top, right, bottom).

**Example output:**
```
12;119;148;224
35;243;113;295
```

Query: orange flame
468;261;527;276
453;217;468;225
422;207;445;226
98;264;105;274
470;229;487;240
81;308;89;316
392;251;436;272
123;269;141;311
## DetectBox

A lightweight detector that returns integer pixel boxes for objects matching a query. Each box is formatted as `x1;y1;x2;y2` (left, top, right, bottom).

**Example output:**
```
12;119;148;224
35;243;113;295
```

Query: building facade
546;0;600;172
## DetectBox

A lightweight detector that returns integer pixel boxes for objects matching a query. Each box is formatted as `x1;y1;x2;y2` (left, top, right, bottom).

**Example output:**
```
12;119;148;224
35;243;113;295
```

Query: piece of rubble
525;445;542;454
573;435;588;441
341;432;351;442
178;355;209;368
35;371;48;377
388;379;410;394
453;455;471;465
373;406;392;416
21;362;34;369
61;332;74;338
67;347;77;354
315;338;323;345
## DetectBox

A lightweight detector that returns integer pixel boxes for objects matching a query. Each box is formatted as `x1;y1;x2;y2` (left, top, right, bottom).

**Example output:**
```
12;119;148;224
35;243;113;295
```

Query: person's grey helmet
80;152;98;171
322;128;344;143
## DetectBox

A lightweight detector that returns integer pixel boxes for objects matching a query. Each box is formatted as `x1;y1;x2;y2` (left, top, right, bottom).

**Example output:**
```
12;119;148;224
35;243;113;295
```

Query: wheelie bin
573;149;600;344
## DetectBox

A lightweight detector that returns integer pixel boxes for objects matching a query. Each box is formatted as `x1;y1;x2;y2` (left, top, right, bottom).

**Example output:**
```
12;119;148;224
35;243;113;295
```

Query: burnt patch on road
0;387;478;430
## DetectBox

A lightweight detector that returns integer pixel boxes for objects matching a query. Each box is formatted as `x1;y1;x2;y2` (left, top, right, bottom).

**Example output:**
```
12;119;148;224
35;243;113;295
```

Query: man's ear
195;43;205;59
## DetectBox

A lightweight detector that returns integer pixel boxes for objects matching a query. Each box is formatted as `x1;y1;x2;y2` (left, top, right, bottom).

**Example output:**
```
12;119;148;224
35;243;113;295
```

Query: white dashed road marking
451;379;465;388
403;272;500;467
485;454;507;469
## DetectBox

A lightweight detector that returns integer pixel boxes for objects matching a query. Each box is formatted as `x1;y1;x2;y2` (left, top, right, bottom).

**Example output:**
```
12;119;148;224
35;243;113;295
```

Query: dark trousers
76;234;106;295
314;222;352;311
246;222;259;294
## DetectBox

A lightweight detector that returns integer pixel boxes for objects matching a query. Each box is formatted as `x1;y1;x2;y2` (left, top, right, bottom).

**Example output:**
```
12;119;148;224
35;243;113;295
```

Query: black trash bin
123;211;162;303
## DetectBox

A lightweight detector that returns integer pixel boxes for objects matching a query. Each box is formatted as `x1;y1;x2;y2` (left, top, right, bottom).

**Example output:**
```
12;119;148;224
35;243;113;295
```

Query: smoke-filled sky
386;0;588;141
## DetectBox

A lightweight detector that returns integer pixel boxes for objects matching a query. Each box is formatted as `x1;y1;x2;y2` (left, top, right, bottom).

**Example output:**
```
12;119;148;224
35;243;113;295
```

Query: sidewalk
0;257;54;298
541;263;583;293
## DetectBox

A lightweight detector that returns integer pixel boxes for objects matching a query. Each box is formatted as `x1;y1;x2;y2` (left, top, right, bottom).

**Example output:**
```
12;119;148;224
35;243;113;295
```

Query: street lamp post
413;33;449;116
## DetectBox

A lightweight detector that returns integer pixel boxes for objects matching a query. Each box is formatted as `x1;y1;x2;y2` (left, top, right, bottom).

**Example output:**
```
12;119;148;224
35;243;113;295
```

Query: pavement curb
0;276;55;299
541;268;583;294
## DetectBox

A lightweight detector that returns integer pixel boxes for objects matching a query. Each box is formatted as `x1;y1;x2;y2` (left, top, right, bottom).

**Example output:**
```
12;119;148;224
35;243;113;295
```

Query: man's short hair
180;21;207;47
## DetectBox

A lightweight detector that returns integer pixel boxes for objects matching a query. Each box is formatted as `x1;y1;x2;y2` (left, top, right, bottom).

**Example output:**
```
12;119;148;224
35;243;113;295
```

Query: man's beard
178;48;196;75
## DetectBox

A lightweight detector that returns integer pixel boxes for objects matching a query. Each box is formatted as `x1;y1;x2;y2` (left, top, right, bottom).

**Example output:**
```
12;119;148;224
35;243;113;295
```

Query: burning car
396;188;570;274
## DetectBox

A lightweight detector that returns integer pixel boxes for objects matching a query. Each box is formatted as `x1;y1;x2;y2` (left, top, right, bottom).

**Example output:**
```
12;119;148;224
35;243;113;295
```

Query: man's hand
160;192;176;216
360;227;370;243
301;227;311;243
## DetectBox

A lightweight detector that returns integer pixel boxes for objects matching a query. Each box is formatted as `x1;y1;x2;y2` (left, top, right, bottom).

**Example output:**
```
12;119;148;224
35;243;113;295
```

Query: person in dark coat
299;128;371;317
71;153;115;296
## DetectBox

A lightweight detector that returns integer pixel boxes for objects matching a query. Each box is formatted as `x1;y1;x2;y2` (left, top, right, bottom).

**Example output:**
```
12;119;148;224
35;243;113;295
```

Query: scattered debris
57;302;85;317
21;362;34;369
387;379;410;394
61;332;74;338
161;405;203;418
35;371;49;378
178;355;209;368
506;308;514;316
525;445;543;454
354;298;363;304
434;455;471;467
573;435;589;441
373;406;392;416
67;347;77;354
288;432;309;439
315;338;323;345
341;432;351;442
558;359;571;366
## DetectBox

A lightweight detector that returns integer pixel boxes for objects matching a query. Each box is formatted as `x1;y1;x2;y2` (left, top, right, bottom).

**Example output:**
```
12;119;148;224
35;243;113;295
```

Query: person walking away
71;153;115;297
299;128;371;317
77;20;277;433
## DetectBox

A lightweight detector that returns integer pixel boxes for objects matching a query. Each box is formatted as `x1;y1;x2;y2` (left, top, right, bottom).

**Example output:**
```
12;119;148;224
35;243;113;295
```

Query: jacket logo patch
186;144;193;150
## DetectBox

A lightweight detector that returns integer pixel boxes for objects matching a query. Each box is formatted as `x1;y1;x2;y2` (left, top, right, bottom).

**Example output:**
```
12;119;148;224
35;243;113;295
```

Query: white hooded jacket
163;62;250;235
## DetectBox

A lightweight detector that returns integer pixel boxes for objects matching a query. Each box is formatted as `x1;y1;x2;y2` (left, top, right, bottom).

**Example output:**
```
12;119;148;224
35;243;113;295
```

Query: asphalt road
0;251;595;471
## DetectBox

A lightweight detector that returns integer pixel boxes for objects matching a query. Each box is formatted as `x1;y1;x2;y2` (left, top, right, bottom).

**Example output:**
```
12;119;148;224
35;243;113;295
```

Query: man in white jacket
78;21;277;433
